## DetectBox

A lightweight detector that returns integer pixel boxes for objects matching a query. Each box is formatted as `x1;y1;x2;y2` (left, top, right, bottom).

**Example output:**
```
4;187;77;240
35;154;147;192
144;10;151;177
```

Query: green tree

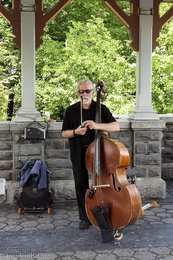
152;17;173;114
0;17;21;120
36;17;136;120
43;0;132;57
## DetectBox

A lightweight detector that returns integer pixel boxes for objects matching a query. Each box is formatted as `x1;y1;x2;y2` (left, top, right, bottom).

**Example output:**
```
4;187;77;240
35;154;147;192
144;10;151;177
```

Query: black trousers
72;148;89;221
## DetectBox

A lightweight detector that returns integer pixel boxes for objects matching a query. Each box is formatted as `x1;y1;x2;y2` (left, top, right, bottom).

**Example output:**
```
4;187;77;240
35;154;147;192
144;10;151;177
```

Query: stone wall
160;115;173;180
0;115;173;204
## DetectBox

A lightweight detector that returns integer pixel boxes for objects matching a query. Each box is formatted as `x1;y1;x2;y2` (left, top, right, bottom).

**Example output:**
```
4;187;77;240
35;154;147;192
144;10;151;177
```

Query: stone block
0;152;13;160
0;195;6;203
163;132;173;139
166;124;173;131
50;179;76;201
136;177;166;199
148;143;161;153
46;132;60;139
51;169;73;180
159;115;173;123
0;171;13;180
14;146;42;156
45;149;70;159
162;163;173;180
45;140;64;149
133;166;147;177
111;130;131;140
165;139;173;147
0;161;13;170
0;142;12;150
5;181;19;203
135;131;162;141
14;136;43;144
131;120;165;130
135;143;148;154
161;147;172;155
45;159;72;169
165;157;173;163
135;154;161;165
148;166;161;177
0;134;12;141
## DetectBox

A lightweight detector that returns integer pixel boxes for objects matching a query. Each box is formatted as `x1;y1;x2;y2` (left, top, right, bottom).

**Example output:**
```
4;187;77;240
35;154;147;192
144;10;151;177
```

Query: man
62;79;120;242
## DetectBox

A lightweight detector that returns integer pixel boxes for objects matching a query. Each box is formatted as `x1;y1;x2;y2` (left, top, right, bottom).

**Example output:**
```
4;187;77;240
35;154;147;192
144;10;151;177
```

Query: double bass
85;80;157;233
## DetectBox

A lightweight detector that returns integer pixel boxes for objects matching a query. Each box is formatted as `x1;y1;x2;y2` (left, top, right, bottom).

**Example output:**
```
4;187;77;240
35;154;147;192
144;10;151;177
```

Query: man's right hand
75;125;87;135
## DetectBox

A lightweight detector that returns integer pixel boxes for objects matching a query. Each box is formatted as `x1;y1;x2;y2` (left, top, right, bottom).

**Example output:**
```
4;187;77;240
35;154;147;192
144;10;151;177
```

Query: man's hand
82;120;98;130
75;125;88;135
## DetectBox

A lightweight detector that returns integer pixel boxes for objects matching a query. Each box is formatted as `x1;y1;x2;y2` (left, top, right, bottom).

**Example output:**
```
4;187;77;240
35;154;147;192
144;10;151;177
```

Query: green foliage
36;17;136;120
64;18;136;114
152;18;173;114
0;17;21;120
36;35;70;120
43;0;131;56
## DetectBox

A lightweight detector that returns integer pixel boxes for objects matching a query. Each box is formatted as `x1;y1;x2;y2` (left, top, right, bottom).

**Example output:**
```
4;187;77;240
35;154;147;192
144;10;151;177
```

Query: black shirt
62;100;116;163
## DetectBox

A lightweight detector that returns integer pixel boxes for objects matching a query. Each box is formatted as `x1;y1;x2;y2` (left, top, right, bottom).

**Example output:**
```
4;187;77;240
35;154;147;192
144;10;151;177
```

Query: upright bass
85;81;157;238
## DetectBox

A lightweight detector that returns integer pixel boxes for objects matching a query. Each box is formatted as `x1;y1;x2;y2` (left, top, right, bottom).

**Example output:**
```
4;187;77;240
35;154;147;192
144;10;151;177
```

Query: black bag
16;160;54;214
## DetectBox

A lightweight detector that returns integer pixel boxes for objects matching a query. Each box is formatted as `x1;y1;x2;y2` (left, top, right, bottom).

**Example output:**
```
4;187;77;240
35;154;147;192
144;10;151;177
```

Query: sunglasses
78;89;93;94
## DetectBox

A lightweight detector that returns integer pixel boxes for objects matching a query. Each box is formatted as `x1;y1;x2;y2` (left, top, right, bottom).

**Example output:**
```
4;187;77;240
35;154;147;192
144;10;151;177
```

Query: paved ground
0;181;173;260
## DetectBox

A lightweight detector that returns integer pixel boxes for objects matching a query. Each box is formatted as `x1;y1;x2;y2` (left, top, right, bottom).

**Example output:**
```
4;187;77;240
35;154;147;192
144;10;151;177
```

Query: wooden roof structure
0;0;173;50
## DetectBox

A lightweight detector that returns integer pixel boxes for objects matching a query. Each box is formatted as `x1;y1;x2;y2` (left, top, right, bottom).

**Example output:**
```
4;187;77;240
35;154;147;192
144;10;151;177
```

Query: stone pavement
0;181;173;260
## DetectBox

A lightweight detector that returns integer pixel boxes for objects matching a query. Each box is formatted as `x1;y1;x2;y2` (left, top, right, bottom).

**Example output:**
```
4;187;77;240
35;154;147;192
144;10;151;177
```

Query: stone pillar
15;0;42;121
0;122;13;181
130;0;158;120
131;119;166;198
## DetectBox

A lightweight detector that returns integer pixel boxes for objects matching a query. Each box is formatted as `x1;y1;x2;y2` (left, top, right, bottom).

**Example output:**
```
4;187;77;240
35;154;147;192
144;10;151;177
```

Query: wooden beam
0;0;21;48
153;0;173;50
0;3;13;22
0;0;71;49
35;0;71;49
11;0;21;48
102;0;139;51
